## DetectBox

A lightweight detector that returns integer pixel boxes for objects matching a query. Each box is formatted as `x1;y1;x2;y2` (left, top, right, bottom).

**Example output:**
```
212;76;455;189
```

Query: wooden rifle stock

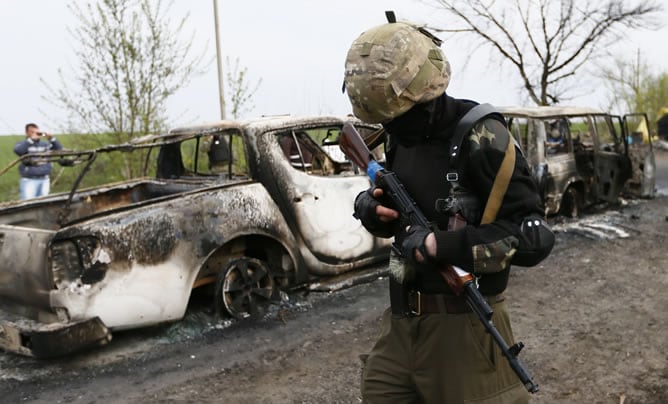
340;122;373;172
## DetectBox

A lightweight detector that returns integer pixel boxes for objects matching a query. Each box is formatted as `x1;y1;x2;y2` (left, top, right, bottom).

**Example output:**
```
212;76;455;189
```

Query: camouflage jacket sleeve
432;117;550;274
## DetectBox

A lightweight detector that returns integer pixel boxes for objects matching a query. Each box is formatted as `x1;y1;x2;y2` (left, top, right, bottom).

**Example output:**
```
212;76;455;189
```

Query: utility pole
213;0;226;119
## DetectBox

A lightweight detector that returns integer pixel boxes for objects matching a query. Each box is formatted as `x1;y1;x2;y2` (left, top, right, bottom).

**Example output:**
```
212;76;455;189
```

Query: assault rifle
339;122;538;393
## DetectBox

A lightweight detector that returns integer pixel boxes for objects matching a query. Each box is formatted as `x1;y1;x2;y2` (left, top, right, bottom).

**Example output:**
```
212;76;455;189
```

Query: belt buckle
409;290;422;316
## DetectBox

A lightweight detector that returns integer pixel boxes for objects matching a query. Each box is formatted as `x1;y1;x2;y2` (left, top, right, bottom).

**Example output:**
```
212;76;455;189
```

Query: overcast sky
0;0;666;134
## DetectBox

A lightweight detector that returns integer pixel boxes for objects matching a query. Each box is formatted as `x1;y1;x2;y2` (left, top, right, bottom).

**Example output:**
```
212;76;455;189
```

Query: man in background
13;123;63;199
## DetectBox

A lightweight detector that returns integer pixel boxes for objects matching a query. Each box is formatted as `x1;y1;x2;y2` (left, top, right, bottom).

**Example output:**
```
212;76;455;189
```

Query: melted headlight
51;236;108;286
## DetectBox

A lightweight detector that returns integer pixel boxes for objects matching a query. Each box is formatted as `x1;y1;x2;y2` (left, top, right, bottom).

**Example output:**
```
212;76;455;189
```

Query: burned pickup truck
500;106;655;217
0;116;390;358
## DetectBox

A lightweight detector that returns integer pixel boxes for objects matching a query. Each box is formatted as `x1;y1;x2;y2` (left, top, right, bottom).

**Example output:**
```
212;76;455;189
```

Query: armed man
343;13;554;403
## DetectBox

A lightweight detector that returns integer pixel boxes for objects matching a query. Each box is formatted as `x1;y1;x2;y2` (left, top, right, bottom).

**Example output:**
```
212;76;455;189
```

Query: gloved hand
354;188;398;233
513;215;555;267
396;225;434;266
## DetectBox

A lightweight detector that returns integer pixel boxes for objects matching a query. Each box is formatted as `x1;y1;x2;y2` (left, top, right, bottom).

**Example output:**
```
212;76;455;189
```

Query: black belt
389;277;504;317
406;290;505;315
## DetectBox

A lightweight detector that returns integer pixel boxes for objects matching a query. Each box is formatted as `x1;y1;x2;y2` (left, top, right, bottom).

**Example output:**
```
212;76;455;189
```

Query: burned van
500;107;655;217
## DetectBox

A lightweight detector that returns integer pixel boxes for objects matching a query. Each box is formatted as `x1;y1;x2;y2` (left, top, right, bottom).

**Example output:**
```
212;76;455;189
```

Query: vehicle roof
168;115;372;136
168;120;243;135
498;106;606;118
1;116;375;175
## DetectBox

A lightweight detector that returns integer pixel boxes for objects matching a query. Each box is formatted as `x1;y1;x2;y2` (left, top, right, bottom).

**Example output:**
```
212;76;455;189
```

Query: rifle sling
449;103;516;224
481;136;515;224
449;103;500;167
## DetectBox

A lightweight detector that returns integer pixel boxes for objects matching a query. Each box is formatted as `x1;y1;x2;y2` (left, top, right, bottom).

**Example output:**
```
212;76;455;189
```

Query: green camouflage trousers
361;300;530;403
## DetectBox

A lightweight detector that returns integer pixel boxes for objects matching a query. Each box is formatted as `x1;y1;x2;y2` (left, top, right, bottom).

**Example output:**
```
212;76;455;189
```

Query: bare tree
225;56;262;119
43;0;205;178
426;0;662;105
599;51;647;114
599;51;668;125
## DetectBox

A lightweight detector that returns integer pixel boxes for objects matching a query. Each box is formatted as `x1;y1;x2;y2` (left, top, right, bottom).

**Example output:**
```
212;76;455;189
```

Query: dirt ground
0;152;667;403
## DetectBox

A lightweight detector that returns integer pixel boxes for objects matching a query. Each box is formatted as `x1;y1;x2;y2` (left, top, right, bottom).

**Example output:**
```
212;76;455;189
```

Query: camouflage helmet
344;19;451;123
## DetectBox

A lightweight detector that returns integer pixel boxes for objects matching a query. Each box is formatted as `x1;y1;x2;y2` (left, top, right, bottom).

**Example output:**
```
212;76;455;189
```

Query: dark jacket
14;137;63;178
369;94;550;295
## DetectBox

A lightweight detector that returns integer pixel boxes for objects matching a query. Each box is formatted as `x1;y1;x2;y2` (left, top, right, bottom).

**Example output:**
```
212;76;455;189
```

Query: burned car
499;107;655;217
0;116;390;358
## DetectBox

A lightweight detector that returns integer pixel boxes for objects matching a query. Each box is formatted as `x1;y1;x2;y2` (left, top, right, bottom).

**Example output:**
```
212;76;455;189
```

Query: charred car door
589;115;631;202
262;125;388;271
621;113;656;198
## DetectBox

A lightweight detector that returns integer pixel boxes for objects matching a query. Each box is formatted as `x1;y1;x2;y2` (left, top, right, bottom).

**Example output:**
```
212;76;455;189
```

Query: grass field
0;135;29;202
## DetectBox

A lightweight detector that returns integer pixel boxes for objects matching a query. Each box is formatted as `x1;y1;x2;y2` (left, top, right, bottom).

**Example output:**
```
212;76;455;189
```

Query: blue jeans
20;176;50;200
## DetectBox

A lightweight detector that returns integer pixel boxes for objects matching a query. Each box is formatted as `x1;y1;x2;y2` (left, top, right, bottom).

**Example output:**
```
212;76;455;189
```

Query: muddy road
1;152;667;404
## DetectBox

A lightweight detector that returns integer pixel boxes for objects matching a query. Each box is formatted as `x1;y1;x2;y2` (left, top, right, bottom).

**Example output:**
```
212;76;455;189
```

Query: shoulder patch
468;118;510;154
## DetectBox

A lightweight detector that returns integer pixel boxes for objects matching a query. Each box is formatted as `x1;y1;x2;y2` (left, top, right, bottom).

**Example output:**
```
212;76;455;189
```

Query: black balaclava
383;93;477;147
384;96;440;146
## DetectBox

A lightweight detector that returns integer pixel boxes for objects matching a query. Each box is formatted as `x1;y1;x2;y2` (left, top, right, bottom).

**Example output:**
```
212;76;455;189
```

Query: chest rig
387;103;512;285
435;103;507;227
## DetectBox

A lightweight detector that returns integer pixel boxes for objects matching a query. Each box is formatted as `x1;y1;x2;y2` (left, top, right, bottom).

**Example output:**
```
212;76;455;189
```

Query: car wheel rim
221;258;274;319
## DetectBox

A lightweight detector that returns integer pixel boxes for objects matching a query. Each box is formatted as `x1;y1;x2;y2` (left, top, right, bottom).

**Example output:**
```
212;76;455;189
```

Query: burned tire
214;257;275;319
560;186;582;218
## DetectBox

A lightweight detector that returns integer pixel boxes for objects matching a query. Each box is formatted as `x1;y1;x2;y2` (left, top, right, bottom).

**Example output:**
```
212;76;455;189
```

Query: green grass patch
0;135;28;202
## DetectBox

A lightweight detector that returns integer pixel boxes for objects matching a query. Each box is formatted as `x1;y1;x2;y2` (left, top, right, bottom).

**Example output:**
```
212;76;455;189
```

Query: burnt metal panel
0;225;55;310
48;182;300;330
248;123;391;275
0;312;110;358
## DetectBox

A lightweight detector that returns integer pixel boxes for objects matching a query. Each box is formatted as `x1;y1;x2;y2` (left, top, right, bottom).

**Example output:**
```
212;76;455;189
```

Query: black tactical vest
385;96;510;295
